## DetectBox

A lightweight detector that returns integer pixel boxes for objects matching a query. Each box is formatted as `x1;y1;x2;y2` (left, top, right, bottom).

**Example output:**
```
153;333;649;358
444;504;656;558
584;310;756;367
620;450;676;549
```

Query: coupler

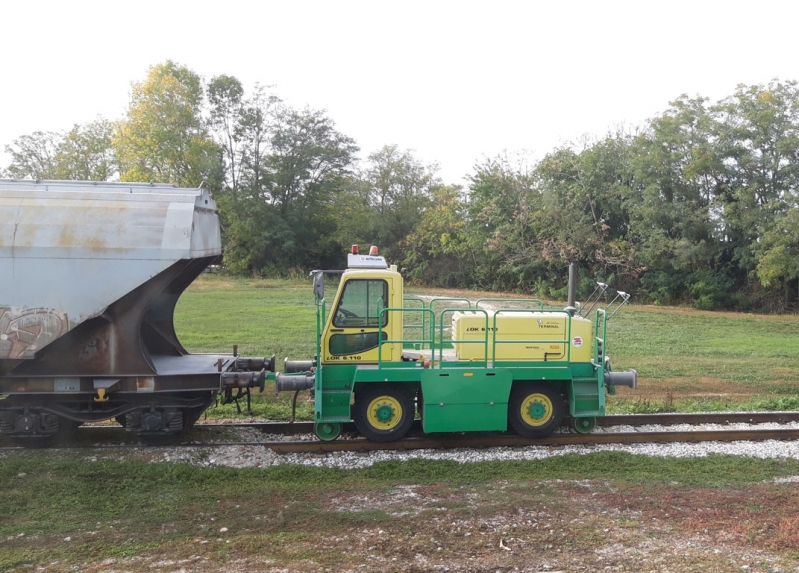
605;369;637;389
275;373;315;392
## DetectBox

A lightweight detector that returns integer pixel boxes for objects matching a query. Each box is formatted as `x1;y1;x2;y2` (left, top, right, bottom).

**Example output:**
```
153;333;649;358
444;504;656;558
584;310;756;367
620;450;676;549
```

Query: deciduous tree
54;118;117;181
113;60;222;188
3;131;61;179
359;145;440;259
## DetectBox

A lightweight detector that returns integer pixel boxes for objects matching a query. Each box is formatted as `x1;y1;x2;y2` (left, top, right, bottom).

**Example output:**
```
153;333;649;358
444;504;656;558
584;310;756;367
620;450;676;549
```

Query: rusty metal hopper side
0;180;221;361
5;255;218;378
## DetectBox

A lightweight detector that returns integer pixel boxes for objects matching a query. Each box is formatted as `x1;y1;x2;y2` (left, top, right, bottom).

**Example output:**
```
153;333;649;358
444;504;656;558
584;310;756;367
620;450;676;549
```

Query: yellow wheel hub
520;393;553;427
366;395;403;430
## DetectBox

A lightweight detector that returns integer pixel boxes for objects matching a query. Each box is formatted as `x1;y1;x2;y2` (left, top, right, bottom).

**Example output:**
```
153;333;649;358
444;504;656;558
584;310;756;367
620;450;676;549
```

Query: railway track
2;412;799;453
262;427;799;454
195;411;799;436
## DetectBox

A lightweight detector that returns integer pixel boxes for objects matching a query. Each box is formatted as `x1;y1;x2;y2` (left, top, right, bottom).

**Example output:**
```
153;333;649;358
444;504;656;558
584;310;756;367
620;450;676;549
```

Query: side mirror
313;272;324;301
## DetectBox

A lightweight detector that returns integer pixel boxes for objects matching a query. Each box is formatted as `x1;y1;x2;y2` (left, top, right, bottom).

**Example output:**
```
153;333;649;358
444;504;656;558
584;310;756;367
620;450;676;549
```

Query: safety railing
373;300;587;369
377;307;435;367
475;298;544;310
402;297;428;349
592;308;607;373
489;308;572;363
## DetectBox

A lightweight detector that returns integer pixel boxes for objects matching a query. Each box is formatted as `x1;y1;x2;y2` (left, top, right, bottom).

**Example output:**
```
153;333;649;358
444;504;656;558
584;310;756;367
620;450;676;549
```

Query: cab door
322;278;392;364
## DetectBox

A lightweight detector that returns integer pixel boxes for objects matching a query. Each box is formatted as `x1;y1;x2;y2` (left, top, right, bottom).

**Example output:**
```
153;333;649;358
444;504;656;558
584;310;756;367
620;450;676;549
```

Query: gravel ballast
5;421;799;470
99;421;799;469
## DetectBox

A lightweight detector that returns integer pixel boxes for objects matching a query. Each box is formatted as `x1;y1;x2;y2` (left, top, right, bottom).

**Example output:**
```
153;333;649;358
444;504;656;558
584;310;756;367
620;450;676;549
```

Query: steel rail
3;426;799;454
2;412;799;452
266;427;799;454
596;412;799;426
191;411;799;435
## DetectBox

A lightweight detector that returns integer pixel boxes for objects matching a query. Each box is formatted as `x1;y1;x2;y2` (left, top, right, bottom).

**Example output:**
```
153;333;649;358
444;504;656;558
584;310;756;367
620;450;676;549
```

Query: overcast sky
2;0;798;186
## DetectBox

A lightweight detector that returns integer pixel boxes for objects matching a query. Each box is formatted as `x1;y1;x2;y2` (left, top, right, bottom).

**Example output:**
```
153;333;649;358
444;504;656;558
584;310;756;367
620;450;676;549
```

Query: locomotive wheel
509;384;564;438
571;416;597;434
354;385;414;442
315;422;342;441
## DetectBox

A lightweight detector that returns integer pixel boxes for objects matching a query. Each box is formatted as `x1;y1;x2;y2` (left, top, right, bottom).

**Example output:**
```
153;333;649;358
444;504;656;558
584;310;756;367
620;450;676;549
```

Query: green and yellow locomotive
274;246;637;442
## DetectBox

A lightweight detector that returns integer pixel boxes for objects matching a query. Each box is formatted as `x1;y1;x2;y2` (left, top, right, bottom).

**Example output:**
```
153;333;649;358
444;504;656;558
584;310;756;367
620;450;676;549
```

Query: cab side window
329;279;388;357
332;279;388;328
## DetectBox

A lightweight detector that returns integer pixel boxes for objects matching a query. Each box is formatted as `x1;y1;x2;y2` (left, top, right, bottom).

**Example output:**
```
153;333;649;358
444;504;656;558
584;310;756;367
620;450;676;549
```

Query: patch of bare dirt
170;480;799;572
26;477;799;572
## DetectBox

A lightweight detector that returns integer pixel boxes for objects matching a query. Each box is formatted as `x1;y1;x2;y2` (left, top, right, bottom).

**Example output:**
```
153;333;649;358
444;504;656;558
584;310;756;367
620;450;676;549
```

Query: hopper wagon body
0;180;267;445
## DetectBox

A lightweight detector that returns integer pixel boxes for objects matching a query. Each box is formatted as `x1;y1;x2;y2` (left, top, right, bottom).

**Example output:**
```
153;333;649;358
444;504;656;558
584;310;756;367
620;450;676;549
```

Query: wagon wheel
354;385;414;442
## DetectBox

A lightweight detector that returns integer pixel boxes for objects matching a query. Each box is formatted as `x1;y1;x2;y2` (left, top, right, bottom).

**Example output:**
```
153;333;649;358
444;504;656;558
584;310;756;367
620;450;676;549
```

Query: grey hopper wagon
0;179;269;446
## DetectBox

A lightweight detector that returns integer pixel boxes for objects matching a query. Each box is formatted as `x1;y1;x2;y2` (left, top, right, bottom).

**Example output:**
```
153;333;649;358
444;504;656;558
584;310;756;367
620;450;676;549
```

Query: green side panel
569;377;606;416
421;369;512;433
569;362;596;378
499;364;573;381
423;403;508;433
316;364;356;422
352;363;424;384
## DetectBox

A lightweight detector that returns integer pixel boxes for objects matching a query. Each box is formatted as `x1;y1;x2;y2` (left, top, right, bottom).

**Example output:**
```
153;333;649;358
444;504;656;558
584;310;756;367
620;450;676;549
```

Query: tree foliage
54;119;117;180
215;103;359;273
5;67;799;311
401;185;477;287
3;131;62;179
352;145;441;259
113;60;222;188
3;120;116;181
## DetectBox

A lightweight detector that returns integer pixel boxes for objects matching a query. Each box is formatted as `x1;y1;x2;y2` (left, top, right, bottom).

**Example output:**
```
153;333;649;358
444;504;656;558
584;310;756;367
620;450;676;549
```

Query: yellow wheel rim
366;395;403;431
520;393;553;427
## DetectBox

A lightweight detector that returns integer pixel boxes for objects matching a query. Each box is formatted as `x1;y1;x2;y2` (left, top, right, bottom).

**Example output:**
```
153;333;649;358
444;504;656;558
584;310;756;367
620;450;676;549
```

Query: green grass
612;307;798;352
175;275;318;359
174;275;319;420
605;304;799;413
2;451;799;571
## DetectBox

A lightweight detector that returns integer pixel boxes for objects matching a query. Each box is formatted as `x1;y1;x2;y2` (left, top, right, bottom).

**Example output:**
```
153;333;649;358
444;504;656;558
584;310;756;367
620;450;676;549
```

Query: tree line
4;61;799;311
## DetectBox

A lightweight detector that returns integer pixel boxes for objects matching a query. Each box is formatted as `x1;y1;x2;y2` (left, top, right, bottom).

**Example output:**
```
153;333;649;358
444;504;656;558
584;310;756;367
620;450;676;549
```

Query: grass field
3;450;799;572
2;275;799;572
